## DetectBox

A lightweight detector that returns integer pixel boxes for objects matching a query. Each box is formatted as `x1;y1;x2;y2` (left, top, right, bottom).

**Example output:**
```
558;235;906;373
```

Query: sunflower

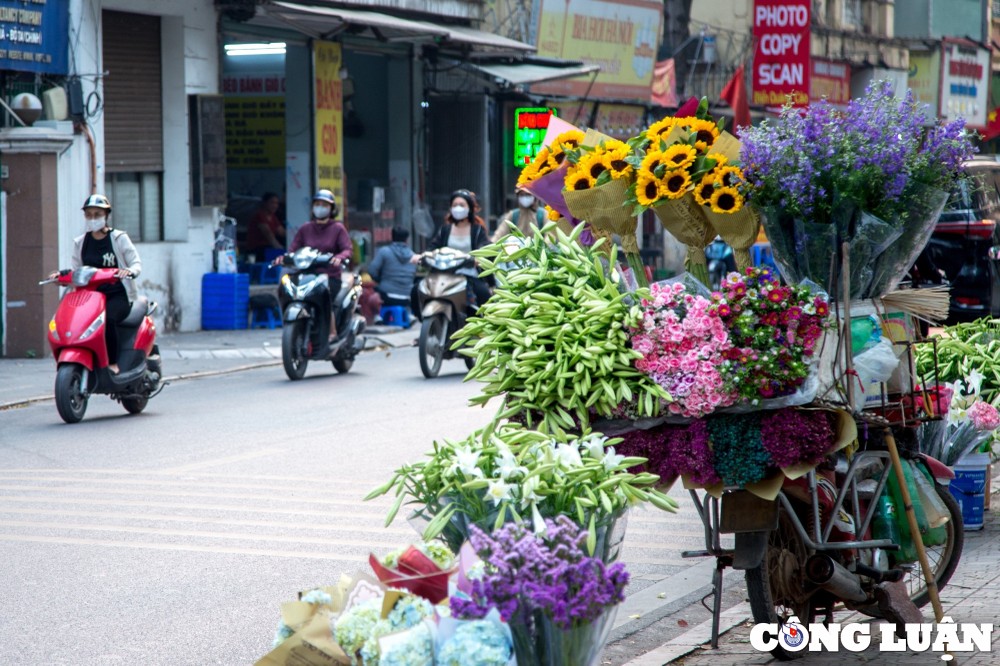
566;171;596;191
640;150;666;178
546;205;561;221
645;117;674;141
554;129;585;150
663;144;697;170
687;118;720;151
517;163;538;186
603;138;630;153
663;169;691;199
636;174;667;207
710;186;744;214
714;165;744;188
581;152;613;181
607;156;634;180
706;153;728;169
694;174;718;205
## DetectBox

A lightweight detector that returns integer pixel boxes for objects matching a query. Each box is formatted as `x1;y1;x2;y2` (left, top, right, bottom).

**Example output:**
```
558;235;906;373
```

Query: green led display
514;107;557;167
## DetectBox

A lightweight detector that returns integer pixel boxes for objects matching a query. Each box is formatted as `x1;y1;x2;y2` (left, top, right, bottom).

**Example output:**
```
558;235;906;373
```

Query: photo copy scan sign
752;0;810;108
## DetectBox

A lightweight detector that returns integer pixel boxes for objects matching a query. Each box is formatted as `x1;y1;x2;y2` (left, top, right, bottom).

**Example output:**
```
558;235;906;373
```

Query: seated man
369;227;417;308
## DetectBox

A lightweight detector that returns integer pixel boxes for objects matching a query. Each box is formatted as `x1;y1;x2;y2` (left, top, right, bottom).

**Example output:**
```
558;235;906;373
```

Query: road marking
0;475;393;493
0;507;417;535
160;448;286;473
0;519;414;549
0;532;371;561
0;495;392;518
0;485;382;509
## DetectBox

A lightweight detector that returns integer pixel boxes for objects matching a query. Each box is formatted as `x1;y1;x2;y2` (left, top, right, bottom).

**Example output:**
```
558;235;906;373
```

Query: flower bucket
951;453;989;530
510;608;617;666
704;204;761;273
653;194;713;285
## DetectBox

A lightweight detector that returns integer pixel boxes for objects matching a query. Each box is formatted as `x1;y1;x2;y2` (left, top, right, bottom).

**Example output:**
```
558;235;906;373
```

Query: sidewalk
622;497;1000;666
0;324;416;408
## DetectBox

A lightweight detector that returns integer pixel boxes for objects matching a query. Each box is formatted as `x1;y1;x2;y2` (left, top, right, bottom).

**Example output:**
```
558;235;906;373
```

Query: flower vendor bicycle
685;416;963;661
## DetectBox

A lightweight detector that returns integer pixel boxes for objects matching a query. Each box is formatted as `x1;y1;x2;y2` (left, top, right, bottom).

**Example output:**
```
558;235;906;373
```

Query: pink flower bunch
712;267;831;402
630;282;737;417
968;400;1000;432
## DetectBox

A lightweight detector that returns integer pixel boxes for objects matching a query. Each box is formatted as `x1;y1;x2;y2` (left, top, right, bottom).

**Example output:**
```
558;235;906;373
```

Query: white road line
160;448;286;473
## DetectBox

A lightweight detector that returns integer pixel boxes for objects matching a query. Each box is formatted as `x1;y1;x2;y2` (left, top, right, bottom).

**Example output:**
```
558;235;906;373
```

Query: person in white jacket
69;194;142;373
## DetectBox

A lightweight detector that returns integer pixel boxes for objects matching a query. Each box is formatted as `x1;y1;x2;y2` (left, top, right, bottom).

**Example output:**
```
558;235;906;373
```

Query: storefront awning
468;61;600;87
259;1;534;53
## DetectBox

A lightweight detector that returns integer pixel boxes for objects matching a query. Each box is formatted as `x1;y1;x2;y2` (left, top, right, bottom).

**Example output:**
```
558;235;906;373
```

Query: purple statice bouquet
451;516;627;665
740;81;975;298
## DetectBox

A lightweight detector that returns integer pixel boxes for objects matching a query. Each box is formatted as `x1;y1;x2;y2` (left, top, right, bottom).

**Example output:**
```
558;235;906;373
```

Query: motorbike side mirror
989;246;1000;261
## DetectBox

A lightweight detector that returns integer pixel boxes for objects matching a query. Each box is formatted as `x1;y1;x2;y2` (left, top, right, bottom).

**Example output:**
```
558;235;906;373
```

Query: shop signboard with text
0;0;68;74
940;38;990;129
313;41;345;220
809;59;850;108
532;0;662;101
908;49;941;123
752;0;810;107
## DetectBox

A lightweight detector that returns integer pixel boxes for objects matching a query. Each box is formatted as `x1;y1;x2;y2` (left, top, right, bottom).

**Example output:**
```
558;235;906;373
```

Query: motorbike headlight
281;274;295;296
78;312;106;341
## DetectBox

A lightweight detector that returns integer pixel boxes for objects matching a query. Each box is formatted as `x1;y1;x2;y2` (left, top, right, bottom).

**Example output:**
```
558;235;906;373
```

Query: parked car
919;157;1000;321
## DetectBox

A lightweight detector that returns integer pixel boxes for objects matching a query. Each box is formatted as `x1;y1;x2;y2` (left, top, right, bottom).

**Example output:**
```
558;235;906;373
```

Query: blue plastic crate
202;273;249;330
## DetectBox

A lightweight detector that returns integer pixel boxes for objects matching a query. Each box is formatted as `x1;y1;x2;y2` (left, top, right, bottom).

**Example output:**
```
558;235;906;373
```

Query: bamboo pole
883;430;946;625
842;242;855;410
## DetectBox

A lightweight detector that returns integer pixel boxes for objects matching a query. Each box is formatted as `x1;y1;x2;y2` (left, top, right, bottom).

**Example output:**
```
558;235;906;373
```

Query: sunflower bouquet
692;157;761;273
561;134;646;282
517;128;586;225
624;99;728;286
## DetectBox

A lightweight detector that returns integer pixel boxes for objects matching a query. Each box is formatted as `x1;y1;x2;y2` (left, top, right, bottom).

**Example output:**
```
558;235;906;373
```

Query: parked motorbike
278;246;366;380
706;236;736;290
415;247;477;378
691;424;962;660
41;267;163;423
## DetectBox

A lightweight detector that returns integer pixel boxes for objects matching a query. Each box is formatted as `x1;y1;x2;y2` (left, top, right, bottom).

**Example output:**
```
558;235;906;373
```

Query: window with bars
107;172;163;243
994;0;1000;19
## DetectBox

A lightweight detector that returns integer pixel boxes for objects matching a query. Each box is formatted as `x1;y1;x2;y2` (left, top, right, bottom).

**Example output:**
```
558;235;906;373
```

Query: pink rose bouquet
630;281;737;417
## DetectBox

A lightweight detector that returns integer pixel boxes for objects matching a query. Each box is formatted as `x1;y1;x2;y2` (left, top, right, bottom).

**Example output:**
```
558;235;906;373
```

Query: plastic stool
380;305;412;328
249;294;282;329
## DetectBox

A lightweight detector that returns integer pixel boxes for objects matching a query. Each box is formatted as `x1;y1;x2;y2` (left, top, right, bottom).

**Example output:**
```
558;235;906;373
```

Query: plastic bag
851;338;900;407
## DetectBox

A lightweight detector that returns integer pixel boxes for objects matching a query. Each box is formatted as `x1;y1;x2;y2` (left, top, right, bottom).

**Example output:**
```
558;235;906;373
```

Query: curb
0;335;413;411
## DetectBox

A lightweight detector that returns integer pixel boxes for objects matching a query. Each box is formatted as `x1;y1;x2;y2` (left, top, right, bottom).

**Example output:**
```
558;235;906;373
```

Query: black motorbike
278;247;366;380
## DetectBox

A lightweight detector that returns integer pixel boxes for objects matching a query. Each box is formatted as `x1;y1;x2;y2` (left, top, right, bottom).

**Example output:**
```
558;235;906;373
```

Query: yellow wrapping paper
563;177;636;246
704;205;761;273
653;193;713;284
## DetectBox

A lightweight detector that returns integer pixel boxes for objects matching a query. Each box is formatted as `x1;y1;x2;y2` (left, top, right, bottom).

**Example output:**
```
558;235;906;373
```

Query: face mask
518;195;535;208
85;217;106;233
313;205;332;219
450;206;469;221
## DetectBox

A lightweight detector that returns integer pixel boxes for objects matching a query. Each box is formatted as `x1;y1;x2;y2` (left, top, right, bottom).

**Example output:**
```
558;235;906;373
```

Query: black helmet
82;194;112;213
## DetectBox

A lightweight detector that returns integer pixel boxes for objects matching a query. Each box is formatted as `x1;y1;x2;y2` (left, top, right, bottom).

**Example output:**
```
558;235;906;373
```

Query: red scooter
41;267;163;423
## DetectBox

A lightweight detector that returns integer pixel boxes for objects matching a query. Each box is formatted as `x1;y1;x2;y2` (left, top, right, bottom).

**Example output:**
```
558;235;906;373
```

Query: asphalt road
0;345;716;665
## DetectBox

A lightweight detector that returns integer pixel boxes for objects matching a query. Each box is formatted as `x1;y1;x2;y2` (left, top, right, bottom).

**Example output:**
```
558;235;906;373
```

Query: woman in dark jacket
427;189;492;307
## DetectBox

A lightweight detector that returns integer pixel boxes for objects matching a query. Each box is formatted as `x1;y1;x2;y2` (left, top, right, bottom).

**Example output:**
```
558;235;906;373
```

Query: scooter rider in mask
51;194;142;374
273;189;353;343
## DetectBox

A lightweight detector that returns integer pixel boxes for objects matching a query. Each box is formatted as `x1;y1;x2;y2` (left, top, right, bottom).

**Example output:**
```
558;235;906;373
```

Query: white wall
66;0;221;332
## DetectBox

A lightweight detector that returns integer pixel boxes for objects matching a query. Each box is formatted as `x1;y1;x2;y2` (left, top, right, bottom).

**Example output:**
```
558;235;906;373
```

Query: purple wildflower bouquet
451;516;627;666
740;80;975;298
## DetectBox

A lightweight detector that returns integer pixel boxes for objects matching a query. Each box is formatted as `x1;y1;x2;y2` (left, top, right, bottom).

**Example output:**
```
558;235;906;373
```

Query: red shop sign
752;0;810;107
810;58;851;106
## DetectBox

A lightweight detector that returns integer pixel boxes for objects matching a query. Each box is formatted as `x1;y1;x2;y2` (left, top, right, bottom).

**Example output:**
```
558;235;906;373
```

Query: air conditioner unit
42;86;68;121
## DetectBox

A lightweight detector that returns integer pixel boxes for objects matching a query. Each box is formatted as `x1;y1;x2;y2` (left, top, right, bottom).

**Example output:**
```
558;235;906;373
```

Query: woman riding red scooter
43;194;162;423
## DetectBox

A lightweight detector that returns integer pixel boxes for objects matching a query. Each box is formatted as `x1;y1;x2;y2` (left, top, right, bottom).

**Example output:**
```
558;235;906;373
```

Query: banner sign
752;0;810;107
651;58;679;108
313;41;345;221
940;39;990;129
533;0;662;101
908;49;941;123
551;102;645;139
225;96;286;169
0;0;68;74
809;59;850;107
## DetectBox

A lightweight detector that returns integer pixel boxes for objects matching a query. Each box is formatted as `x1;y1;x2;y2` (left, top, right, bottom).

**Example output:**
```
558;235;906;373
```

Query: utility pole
661;0;694;99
